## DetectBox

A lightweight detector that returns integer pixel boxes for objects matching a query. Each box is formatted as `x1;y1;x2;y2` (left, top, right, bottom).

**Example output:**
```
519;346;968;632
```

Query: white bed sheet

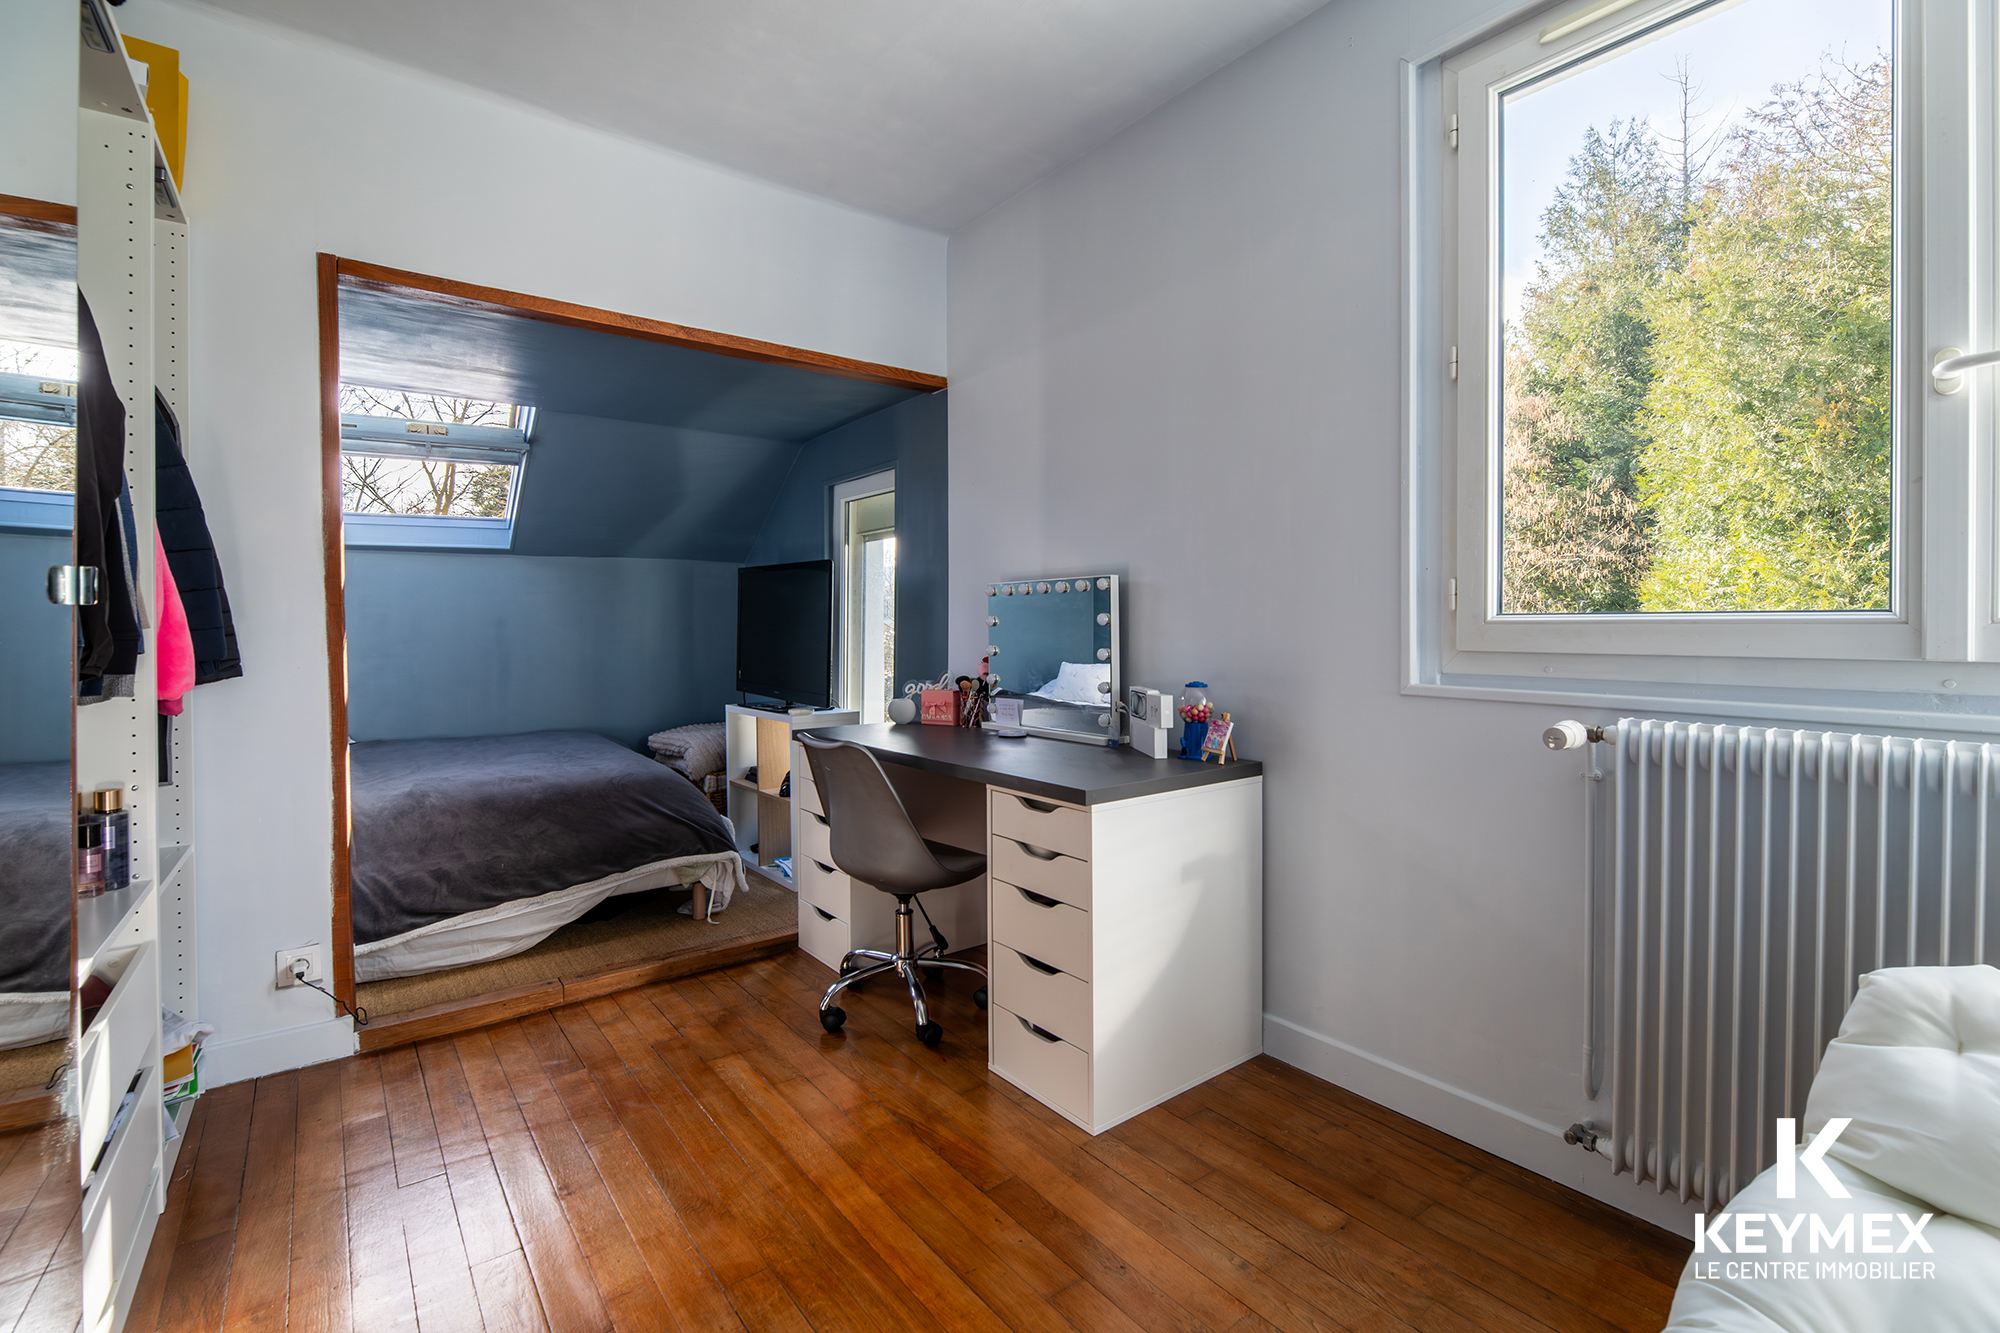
0;992;68;1051
354;850;746;983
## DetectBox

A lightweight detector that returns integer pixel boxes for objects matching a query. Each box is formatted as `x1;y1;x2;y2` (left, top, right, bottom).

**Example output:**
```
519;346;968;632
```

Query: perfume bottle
76;814;106;895
94;789;131;890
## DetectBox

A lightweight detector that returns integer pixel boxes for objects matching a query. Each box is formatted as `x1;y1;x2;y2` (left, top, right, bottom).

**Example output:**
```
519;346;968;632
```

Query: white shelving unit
76;10;196;1329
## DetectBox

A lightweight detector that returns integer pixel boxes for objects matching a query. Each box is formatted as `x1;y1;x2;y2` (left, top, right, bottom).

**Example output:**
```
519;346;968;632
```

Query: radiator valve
1543;720;1607;750
1563;1122;1601;1153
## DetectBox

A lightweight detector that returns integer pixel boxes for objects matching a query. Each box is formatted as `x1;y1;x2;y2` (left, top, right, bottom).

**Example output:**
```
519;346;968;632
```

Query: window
0;340;78;532
339;385;533;549
1424;0;1998;698
834;472;896;724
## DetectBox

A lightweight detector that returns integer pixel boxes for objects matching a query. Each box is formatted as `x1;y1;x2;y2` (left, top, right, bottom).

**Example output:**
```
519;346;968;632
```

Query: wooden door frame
317;254;945;1017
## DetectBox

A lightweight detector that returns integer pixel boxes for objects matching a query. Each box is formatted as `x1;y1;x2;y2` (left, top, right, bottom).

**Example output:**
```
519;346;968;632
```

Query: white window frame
338;407;532;551
1410;0;2000;719
832;469;896;714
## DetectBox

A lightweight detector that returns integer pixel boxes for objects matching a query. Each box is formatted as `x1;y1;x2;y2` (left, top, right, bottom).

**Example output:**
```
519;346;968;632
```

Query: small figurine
1179;682;1213;758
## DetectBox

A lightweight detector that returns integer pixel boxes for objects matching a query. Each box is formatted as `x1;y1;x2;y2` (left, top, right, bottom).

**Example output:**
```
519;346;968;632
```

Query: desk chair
799;735;989;1046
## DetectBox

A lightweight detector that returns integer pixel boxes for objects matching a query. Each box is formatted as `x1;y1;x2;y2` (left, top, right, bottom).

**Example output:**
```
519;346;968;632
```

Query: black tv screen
736;560;833;708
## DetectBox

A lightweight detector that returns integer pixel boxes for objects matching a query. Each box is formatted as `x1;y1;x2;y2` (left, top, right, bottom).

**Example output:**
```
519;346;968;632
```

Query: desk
791;723;1264;1135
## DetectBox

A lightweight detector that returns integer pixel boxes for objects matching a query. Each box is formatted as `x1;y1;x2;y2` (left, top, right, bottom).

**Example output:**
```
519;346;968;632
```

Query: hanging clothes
155;530;194;715
154;392;242;685
74;293;141;701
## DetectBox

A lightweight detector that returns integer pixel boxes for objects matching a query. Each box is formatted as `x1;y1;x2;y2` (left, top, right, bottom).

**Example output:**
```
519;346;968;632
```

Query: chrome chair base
818;898;988;1045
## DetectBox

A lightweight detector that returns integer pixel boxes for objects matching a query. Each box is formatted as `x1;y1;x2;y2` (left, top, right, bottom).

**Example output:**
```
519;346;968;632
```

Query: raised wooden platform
357;927;796;1053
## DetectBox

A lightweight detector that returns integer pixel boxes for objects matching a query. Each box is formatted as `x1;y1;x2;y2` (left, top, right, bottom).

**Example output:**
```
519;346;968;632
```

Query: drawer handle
1018;952;1061;976
1017;1016;1063;1044
1014;795;1064;814
1014;886;1061;909
812;860;836;875
811;906;835;922
1010;839;1063;861
810;813;829;828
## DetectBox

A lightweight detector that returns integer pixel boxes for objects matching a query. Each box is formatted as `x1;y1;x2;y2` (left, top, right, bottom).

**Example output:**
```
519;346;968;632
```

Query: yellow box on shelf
121;34;189;190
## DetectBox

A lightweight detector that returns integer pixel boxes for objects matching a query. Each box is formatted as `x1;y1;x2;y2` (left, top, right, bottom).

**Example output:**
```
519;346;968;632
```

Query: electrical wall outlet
275;945;325;989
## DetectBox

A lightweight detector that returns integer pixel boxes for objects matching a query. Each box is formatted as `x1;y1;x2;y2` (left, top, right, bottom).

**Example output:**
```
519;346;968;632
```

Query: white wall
0;0;77;207
947;0;1699;1232
121;0;946;1085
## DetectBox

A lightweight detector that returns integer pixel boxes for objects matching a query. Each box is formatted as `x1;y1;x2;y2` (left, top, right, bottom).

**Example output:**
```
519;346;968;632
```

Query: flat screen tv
736;560;833;708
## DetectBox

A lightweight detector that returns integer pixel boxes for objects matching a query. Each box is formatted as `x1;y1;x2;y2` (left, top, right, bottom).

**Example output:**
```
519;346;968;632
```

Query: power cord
914;896;949;956
293;963;369;1027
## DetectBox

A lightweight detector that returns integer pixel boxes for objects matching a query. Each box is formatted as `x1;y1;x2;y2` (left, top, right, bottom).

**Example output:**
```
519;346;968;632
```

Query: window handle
1933;347;2000;394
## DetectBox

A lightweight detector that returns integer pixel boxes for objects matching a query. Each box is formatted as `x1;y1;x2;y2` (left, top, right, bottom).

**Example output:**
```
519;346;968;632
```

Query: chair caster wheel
916;1021;943;1047
973;987;988;1010
820;1007;846;1033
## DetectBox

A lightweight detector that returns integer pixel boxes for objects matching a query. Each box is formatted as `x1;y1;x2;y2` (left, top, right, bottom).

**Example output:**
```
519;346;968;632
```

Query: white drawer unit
798;902;855;971
796;809;834;868
987;777;1263;1136
795;769;825;817
991;881;1092;980
989;943;1091;1051
990;1003;1091;1123
794;854;852;919
990;789;1091;860
991;837;1090;909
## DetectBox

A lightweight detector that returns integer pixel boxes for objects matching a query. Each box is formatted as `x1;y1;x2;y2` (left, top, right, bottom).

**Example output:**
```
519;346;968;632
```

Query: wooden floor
0;1119;80;1332
127;947;1691;1333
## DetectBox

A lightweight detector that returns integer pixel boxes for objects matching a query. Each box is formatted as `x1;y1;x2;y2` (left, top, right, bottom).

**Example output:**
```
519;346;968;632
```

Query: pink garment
155;530;195;714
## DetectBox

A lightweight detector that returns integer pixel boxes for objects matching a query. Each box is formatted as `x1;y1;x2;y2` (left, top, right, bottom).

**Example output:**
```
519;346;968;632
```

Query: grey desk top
800;723;1262;806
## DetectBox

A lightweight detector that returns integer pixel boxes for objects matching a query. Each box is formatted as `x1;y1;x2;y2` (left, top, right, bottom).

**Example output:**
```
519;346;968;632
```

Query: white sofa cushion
1803;964;2000;1229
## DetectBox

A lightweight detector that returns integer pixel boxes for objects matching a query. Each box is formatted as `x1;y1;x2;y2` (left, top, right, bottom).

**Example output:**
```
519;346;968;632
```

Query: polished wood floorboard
130;947;1691;1332
0;1118;81;1333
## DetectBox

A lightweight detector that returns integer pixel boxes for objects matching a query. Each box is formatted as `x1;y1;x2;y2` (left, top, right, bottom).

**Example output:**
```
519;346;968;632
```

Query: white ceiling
179;0;1331;231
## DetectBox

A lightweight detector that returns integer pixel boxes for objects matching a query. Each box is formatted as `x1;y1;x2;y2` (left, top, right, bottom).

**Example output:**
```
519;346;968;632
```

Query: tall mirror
984;575;1121;743
0;195;84;1317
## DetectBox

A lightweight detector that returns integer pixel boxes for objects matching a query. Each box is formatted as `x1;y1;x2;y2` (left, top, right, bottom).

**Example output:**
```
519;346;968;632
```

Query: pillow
1041;661;1110;705
1804;963;2000;1227
646;722;727;779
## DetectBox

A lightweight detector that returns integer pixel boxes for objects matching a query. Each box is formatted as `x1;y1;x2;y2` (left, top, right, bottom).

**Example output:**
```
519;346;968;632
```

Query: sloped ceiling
179;0;1332;230
340;283;924;559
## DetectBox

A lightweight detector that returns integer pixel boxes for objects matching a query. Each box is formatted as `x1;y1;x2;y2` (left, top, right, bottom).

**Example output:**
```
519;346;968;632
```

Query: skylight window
338;385;532;522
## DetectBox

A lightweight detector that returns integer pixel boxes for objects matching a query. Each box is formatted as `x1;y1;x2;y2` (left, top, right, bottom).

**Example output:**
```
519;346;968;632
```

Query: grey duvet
350;730;736;946
0;762;71;995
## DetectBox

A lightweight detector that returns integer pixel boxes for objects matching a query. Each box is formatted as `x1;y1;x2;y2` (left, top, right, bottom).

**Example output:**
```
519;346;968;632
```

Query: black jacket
155;392;242;685
75;293;139;684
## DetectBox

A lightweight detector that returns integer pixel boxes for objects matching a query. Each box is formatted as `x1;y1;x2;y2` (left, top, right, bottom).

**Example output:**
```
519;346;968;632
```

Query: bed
350;729;746;983
0;761;73;1051
1663;965;2000;1331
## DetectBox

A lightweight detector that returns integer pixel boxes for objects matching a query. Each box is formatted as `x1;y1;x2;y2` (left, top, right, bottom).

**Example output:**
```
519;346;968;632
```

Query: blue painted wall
344;551;737;748
507;412;800;560
744;391;949;688
0;532;71;764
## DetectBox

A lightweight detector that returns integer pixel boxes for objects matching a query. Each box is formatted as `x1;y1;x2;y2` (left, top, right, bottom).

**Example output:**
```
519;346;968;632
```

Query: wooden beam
0;1086;65;1134
331;257;946;393
317;254;356;1018
0;193;78;236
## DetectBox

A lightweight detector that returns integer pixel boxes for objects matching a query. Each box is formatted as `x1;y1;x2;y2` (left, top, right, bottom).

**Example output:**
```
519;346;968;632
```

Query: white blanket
1665;965;2000;1330
354;850;746;983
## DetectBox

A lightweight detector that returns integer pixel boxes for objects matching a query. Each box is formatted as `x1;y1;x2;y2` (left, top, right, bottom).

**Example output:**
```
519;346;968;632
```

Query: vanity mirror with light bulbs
982;575;1120;744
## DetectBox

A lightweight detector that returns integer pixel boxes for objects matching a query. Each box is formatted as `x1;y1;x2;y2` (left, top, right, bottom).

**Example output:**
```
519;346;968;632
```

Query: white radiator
1570;718;1999;1209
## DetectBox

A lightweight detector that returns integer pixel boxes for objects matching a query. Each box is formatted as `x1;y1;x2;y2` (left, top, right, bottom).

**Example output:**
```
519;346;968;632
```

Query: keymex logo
1688;1119;1938;1284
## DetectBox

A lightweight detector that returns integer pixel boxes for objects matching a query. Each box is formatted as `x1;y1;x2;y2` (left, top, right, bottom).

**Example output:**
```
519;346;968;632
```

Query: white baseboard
201;1017;356;1088
1263;1013;1702;1239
